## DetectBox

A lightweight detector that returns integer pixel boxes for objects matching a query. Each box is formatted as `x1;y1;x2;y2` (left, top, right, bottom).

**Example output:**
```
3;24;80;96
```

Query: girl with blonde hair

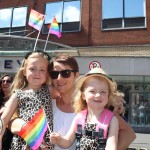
50;68;118;150
0;51;56;149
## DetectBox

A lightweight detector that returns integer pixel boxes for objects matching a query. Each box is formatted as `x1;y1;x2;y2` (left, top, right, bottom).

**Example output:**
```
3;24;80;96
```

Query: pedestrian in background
113;91;127;121
0;74;14;150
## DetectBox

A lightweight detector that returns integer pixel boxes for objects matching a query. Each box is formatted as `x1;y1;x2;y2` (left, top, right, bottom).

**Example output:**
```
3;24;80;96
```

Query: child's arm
50;118;76;148
105;115;118;150
0;93;18;138
8;117;26;134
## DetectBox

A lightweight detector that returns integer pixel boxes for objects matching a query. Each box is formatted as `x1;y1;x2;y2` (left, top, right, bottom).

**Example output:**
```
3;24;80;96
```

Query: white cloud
13;8;27;21
0;9;12;20
63;6;80;22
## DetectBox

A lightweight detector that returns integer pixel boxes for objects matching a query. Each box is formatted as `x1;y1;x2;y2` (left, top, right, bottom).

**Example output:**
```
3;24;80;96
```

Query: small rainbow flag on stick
43;16;61;51
18;108;48;150
28;9;44;31
49;17;62;38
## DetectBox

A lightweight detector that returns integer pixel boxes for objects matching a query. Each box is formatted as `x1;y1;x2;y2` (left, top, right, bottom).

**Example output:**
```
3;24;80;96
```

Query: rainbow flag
28;9;44;31
18;108;48;150
49;17;62;38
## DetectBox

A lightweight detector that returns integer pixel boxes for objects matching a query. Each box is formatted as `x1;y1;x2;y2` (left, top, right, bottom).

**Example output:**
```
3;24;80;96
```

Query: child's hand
39;139;49;149
50;132;61;145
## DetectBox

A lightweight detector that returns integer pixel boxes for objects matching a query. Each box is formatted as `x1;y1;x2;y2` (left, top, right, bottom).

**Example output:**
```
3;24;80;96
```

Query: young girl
0;51;56;150
50;68;119;150
113;91;127;121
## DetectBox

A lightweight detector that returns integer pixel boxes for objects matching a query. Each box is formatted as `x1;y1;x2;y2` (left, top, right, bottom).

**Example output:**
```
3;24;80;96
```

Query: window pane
125;0;145;17
102;0;123;19
45;2;62;24
102;18;122;29
0;8;12;28
62;22;80;31
63;0;80;22
12;7;27;27
44;1;81;33
125;17;145;27
10;27;26;35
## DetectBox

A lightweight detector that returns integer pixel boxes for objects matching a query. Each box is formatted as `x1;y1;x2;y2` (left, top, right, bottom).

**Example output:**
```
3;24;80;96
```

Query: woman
49;55;79;150
8;55;135;150
0;74;14;150
0;74;13;102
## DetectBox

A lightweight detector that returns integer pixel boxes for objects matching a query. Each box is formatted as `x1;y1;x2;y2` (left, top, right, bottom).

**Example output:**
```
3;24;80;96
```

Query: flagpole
43;27;50;52
33;16;45;52
42;107;51;133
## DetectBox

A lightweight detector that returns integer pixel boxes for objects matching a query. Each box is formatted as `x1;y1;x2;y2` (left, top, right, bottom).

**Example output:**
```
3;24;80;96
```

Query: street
129;133;150;149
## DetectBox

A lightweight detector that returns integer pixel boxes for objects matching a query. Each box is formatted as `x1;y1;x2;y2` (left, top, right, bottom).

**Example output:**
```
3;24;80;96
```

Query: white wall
76;57;150;76
0;56;150;76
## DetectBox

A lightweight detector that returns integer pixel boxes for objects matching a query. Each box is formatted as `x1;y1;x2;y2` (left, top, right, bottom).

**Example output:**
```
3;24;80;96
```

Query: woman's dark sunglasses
2;80;12;84
50;70;77;79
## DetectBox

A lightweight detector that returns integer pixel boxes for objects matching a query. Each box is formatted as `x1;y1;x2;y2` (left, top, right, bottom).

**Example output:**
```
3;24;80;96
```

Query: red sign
89;61;101;70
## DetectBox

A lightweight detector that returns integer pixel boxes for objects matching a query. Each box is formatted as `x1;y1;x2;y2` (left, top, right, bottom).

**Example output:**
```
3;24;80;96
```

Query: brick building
0;0;150;132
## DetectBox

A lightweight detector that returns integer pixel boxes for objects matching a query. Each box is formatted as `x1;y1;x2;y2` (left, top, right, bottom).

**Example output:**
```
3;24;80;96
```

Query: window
43;0;81;33
102;0;146;30
112;75;150;126
0;6;28;35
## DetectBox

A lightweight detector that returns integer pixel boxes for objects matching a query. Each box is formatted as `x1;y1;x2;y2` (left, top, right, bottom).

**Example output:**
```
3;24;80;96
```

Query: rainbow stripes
28;9;44;31
18;109;48;150
49;17;62;38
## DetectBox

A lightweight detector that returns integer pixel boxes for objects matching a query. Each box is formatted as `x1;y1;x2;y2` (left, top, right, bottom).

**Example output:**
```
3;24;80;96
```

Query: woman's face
1;76;12;95
51;62;78;94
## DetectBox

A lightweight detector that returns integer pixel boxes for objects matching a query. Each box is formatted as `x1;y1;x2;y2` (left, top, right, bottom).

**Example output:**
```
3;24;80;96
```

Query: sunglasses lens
2;80;11;83
61;70;71;78
50;70;73;79
50;71;59;79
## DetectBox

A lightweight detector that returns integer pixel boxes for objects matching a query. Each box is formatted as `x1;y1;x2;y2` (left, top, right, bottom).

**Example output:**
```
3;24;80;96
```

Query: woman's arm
115;113;136;150
106;115;118;150
0;93;18;138
48;85;60;99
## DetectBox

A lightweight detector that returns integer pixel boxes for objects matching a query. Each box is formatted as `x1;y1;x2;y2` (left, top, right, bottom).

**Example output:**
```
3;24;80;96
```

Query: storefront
1;56;150;132
114;78;150;133
77;57;150;133
1;36;150;132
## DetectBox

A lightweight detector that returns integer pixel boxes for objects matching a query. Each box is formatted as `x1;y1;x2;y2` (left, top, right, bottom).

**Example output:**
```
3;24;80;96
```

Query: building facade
0;0;150;132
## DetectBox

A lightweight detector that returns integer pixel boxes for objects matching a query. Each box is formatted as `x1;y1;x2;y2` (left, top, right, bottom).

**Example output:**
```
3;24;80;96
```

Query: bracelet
0;118;3;134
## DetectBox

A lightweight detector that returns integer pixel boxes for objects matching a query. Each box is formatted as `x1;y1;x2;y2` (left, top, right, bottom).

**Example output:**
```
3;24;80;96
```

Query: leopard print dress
10;84;53;150
79;123;98;150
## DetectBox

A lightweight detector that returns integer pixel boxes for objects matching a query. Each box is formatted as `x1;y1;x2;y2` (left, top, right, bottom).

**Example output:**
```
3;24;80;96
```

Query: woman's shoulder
48;85;60;99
